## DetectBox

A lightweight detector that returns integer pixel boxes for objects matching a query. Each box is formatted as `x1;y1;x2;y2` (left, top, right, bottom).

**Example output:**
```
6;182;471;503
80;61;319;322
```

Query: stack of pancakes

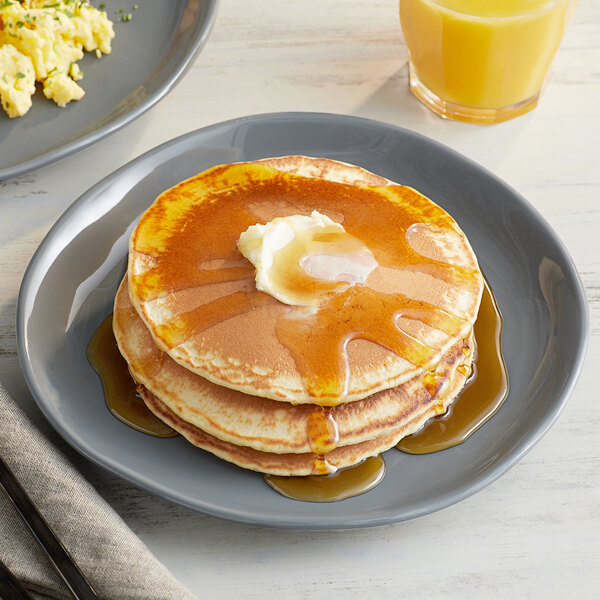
113;156;483;476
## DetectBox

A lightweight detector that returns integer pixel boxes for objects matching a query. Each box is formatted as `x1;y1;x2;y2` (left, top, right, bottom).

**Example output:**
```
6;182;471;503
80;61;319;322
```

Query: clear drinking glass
399;0;576;124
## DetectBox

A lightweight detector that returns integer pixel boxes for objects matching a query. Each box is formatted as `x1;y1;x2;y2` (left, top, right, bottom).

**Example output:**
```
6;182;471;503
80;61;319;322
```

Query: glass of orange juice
399;0;576;124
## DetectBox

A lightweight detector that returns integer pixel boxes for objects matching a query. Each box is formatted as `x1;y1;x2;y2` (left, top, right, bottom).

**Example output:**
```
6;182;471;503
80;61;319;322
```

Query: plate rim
0;0;219;181
16;111;590;529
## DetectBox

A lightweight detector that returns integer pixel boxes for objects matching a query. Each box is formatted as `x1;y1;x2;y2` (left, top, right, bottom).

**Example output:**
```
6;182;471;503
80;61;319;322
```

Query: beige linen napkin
0;382;197;600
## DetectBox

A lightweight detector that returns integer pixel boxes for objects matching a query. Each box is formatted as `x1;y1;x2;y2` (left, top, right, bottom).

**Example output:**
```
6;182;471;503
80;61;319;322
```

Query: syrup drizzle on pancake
130;163;482;402
275;285;465;400
307;407;340;474
422;370;451;399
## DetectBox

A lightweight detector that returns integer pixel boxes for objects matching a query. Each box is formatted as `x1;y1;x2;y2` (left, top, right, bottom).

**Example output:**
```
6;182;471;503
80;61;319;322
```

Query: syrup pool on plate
87;314;177;438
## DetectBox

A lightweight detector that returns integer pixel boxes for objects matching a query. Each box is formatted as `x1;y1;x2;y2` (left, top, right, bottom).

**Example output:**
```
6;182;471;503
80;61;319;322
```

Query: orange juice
399;0;574;123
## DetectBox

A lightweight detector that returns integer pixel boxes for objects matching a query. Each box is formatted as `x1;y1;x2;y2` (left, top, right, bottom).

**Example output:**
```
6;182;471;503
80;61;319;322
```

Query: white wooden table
1;1;598;597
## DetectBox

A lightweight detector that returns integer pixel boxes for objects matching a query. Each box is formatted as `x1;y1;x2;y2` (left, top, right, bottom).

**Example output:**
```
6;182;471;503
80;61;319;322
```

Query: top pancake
128;156;483;404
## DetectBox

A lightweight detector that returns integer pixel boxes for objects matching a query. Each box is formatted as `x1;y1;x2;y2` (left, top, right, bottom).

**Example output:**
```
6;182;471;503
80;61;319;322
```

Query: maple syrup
396;278;508;454
265;455;385;502
306;407;340;474
87;314;177;438
90;162;507;503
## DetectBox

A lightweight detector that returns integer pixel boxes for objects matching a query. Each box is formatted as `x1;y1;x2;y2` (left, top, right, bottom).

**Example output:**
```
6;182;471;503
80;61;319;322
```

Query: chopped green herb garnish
16;72;26;79
17;20;24;28
133;4;138;9
116;8;124;13
0;1;14;8
123;12;131;21
43;2;60;7
99;2;106;10
65;9;74;17
47;66;57;76
2;75;7;84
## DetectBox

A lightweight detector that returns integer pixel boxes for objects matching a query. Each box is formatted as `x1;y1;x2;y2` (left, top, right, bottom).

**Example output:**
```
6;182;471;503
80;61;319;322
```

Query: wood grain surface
0;1;598;598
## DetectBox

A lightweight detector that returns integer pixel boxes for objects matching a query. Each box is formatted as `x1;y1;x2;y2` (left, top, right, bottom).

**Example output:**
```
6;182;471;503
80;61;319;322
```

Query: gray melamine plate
17;113;588;529
0;0;218;180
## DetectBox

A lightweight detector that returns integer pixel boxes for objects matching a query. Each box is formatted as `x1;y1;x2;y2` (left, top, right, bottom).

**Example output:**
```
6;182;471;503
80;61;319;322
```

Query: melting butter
237;211;377;306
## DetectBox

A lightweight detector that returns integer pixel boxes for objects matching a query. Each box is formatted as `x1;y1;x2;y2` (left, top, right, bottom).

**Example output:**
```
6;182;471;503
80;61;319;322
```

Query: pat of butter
237;211;377;306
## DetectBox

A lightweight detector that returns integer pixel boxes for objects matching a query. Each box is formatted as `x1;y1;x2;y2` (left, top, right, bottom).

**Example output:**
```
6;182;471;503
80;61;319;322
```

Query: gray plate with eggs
0;0;218;180
16;112;588;529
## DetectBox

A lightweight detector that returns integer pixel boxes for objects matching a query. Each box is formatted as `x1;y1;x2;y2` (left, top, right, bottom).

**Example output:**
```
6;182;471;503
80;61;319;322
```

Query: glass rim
411;0;571;21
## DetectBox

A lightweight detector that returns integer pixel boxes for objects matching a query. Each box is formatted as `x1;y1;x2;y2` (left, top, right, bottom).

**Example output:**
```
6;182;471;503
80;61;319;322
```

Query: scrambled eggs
0;0;114;118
